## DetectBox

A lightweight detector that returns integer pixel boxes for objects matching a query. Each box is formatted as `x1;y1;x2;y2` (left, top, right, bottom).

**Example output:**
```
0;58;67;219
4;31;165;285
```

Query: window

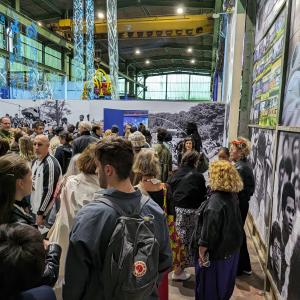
45;46;62;70
145;75;166;99
144;74;211;100
21;34;42;63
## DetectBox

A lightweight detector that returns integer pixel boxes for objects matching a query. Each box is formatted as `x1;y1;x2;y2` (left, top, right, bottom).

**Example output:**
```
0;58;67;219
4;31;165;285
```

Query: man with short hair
281;182;296;246
0;116;13;143
31;121;45;139
72;121;98;155
75;115;84;130
63;137;172;300
31;135;61;225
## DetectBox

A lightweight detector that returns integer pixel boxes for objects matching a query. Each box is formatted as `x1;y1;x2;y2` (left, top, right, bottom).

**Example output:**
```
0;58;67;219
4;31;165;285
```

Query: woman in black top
168;150;207;280
0;153;61;290
230;137;255;275
192;160;243;300
55;131;73;174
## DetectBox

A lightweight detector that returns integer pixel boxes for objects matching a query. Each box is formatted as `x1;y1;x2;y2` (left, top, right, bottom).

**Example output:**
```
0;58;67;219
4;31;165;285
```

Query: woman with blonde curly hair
230;137;255;276
192;160;244;300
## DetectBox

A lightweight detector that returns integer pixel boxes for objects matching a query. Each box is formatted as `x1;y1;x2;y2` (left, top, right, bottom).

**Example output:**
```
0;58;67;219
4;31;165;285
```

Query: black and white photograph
249;128;275;243
268;132;300;299
0;99;225;165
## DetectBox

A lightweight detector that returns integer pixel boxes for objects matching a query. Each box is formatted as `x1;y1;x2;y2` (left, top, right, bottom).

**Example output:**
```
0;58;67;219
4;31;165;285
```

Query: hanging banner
250;9;286;126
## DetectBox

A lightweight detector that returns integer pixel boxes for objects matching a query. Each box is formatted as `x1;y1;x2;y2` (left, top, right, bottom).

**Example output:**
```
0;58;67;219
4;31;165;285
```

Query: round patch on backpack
133;261;147;277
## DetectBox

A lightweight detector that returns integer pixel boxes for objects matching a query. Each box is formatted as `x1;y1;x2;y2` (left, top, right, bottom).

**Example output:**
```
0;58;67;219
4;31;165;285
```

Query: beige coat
48;173;100;299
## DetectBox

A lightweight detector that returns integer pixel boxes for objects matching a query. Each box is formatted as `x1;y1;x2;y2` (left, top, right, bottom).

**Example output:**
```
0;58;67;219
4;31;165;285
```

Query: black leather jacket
42;243;62;287
72;132;98;155
235;158;255;203
194;191;243;260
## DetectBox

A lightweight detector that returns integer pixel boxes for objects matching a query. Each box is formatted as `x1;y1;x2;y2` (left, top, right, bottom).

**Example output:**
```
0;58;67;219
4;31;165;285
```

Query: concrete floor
169;230;265;300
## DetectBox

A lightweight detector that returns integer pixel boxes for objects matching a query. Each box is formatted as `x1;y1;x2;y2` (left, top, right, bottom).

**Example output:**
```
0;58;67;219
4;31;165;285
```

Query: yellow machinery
82;68;111;99
52;15;213;39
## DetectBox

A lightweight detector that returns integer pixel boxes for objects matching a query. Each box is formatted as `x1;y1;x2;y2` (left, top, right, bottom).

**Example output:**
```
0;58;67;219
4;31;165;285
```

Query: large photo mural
0;99;225;163
249;128;275;243
268;132;300;299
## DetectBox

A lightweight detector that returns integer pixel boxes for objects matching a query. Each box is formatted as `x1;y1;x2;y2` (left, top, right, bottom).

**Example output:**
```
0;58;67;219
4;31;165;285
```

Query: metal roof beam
30;0;62;16
117;0;215;9
128;56;212;64
139;67;211;76
119;44;212;54
55;14;214;38
0;2;73;50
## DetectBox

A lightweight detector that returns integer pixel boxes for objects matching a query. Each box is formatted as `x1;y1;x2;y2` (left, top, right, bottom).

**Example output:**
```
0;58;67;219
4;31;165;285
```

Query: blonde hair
230;136;251;159
132;148;161;178
209;160;243;193
19;136;35;161
76;143;97;174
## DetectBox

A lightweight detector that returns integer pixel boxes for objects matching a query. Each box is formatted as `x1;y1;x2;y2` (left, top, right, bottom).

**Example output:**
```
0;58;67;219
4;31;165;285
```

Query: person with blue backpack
63;137;172;300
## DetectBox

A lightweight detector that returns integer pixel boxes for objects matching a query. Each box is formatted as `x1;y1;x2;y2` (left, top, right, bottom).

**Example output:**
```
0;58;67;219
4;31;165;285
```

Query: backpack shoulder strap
98;197;126;216
135;195;150;215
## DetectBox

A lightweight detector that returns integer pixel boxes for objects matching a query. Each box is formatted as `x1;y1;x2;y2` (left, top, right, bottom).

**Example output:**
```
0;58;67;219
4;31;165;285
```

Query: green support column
238;0;256;137
165;74;168;100
128;69;135;97
15;0;20;12
143;76;147;99
211;0;223;85
188;74;191;100
134;70;138;98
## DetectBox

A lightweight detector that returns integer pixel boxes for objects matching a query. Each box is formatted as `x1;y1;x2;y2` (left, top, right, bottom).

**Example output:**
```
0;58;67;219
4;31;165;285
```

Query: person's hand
36;215;44;226
198;246;208;266
43;239;49;250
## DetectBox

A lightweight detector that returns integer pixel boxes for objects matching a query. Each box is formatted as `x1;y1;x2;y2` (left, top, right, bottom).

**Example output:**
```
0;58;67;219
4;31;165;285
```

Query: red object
158;271;169;300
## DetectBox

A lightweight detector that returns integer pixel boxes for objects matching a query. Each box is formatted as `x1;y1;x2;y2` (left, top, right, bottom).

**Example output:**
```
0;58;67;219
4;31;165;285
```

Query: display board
268;132;300;299
255;0;286;45
250;9;286;126
249;128;275;243
282;0;300;126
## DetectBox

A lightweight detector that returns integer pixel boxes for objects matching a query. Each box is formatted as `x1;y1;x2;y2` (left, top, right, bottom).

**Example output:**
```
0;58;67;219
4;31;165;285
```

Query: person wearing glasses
230;137;255;276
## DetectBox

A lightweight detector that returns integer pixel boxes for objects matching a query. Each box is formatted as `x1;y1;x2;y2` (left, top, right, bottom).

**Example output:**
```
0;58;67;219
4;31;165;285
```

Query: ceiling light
191;59;195;64
135;49;141;55
176;7;184;15
187;47;193;53
145;59;150;65
98;12;105;19
37;21;42;26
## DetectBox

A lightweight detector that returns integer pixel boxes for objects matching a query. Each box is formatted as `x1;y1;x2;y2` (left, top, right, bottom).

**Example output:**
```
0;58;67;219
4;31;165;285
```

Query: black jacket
194;191;243;260
72;132;98;155
9;203;61;288
168;166;207;209
55;144;73;174
235;158;255;203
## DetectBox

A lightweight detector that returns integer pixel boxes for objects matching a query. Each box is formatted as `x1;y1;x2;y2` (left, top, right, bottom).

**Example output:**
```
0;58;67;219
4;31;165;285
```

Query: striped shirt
31;154;62;215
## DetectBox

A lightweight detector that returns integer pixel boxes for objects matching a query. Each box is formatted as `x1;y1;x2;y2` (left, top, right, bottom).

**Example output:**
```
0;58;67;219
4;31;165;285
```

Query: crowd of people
0;114;256;300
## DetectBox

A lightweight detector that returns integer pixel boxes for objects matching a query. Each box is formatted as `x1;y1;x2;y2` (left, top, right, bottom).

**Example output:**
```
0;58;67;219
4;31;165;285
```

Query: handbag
162;184;186;269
